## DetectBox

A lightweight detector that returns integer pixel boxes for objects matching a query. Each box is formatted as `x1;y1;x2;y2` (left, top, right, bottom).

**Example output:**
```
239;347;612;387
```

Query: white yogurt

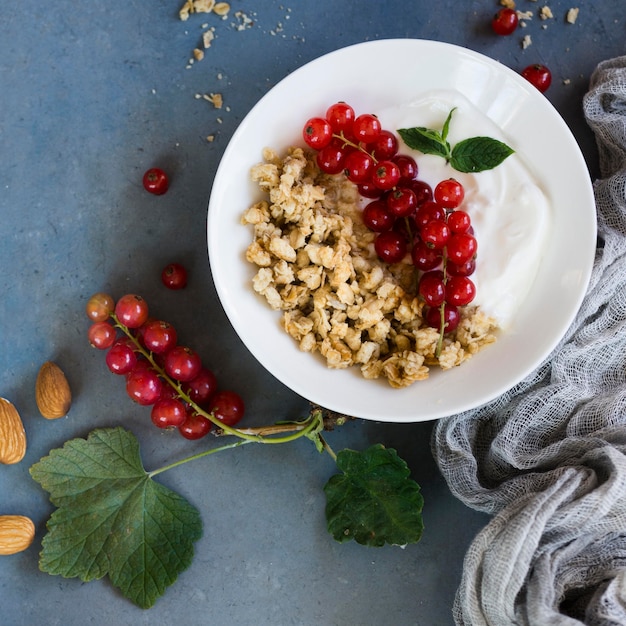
377;90;551;329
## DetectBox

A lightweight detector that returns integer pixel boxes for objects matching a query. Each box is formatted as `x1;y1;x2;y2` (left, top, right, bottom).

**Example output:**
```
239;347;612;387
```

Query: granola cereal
241;147;499;388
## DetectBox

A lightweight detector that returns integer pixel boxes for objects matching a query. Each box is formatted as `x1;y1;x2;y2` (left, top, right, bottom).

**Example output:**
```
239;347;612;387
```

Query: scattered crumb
207;135;216;142
193;48;204;61
517;10;533;23
566;8;579;24
539;6;554;19
213;2;231;17
179;0;216;21
233;10;254;30
500;0;515;8
563;78;571;85
522;34;532;49
203;28;215;48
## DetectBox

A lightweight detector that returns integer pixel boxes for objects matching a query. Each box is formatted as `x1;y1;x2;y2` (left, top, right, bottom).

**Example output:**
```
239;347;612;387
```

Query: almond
0;515;35;555
0;398;27;464
35;361;72;419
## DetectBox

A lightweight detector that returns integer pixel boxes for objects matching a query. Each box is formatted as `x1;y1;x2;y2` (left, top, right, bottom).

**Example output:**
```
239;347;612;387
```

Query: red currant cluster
302;102;478;335
85;292;244;440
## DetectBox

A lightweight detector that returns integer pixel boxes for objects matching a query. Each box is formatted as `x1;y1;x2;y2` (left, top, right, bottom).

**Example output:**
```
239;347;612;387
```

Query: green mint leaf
29;427;202;609
397;127;450;160
441;107;456;142
450;136;514;173
323;444;424;547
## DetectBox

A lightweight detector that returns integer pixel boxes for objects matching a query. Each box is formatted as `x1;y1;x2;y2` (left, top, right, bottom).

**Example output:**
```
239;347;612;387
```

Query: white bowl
207;39;596;422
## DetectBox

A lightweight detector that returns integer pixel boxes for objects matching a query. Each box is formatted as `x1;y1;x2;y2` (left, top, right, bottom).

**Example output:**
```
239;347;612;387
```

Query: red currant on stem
178;409;212;440
86;292;115;322
115;294;149;329
325;101;355;133
374;231;407;264
164;345;202;382
362;200;395;232
445;276;477;306
151;397;187;429
521;64;552;93
352;113;381;143
344;150;375;183
105;341;138;375
386;187;417;218
418;271;446;307
302;117;333;149
209;390;245;427
88;321;117;350
143;168;169;195
434;179;465;209
371;160;401;191
426;303;461;334
126;365;163;406
142;320;178;354
367;130;398;160
316;140;351;175
161;263;188;290
184;367;218;406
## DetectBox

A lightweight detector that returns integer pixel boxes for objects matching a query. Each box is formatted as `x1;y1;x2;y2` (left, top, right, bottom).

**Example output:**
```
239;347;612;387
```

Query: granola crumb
193;48;205;61
539;6;554;19
500;0;515;7
566;8;579;24
522;34;532;49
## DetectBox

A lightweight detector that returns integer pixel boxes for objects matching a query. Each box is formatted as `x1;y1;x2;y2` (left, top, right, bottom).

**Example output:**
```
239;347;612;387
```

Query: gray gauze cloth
431;57;626;626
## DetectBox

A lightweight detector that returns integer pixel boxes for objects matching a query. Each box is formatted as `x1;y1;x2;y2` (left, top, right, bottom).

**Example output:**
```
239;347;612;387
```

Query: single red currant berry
371;160;401;190
184;367;218;406
419;271;446;307
344;150;375;183
491;8;518;36
374;231;407;264
425;303;461;333
447;210;472;234
161;262;188;290
209;390;245;427
420;219;450;249
446;276;477;306
151;397;187;428
362;199;395;232
415;201;445;229
357;182;384;199
447;233;478;265
352;113;382;143
411;241;443;271
393;155;419;183
143;167;169;195
302;117;333;149
434;179;465;209
126;366;162;405
392;214;417;242
447;258;477;277
367;130;398;160
325;101;355;134
408;179;433;206
316;140;351;175
85;293;115;322
115;294;149;329
386;187;417;218
88;321;117;350
178;410;212;440
164;345;202;382
521;64;552;93
142;320;178;354
105;341;138;375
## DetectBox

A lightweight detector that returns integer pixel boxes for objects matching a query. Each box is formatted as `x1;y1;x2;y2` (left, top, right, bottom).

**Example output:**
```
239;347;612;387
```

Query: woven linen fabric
431;56;626;626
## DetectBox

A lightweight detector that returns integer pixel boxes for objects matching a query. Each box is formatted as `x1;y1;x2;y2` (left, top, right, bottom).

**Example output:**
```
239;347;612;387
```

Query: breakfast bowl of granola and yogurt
207;39;596;422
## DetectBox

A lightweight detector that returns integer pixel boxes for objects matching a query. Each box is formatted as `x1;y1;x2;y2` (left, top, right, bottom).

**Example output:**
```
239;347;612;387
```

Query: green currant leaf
323;444;424;547
397;127;450;160
29;427;202;609
450;136;515;173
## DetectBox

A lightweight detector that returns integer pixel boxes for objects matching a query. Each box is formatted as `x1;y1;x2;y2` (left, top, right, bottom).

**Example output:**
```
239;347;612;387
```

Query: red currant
447;233;478;265
88;321;117;350
357;182;384;199
447;210;472;234
408;180;433;206
521;64;552;93
352;113;381;143
115;294;149;329
415;201;445;229
344;150;374;183
126;366;162;405
362;199;395;232
491;8;518;36
325;102;355;134
151;397;187;428
209;390;245;427
143;168;169;195
161;263;188;290
425;303;461;334
164;346;202;382
418;271;446;307
445;276;476;306
105;341;138;375
434;179;465;209
447;258;476;277
85;293;115;322
302;117;333;149
183;367;218;406
420;219;450;250
367;130;398;160
371;160;401;191
142;320;178;354
386;187;417;218
374;231;407;264
316;140;351;174
178;410;212;440
411;241;443;271
393;155;418;183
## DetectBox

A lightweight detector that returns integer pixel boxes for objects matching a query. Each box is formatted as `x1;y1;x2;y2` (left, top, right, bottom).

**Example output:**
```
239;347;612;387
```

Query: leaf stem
318;433;337;463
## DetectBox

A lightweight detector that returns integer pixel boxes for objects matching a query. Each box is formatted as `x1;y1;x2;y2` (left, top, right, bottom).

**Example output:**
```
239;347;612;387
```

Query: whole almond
35;361;72;419
0;515;35;555
0;398;27;464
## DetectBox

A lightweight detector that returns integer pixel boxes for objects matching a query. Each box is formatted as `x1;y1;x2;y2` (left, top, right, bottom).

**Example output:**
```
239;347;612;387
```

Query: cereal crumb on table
539;6;554;19
566;8;579;24
242;148;499;388
500;0;516;8
522;34;532;49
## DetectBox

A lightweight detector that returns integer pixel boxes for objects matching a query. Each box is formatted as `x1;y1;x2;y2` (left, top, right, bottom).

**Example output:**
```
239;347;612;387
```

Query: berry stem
333;132;379;164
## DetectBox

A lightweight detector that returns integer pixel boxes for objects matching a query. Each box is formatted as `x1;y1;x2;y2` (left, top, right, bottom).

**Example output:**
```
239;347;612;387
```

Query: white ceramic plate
207;39;596;422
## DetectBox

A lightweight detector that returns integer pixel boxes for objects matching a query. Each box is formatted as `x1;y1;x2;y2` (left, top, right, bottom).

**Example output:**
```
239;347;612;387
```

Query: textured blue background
0;2;624;624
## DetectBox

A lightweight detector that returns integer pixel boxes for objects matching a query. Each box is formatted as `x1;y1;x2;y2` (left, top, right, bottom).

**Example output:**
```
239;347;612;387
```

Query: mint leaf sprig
397;108;514;173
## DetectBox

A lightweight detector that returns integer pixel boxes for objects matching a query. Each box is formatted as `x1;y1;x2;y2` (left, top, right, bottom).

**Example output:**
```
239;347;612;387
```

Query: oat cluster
241;148;499;388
